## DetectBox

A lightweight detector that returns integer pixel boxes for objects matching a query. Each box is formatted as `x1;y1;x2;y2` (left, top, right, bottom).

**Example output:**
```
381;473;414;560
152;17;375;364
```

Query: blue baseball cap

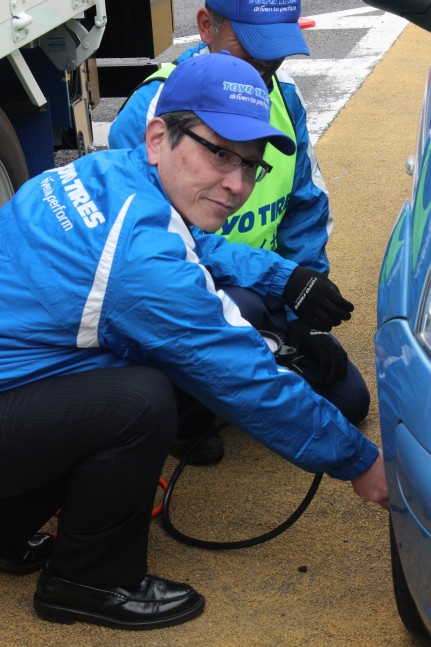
155;52;295;155
207;0;310;60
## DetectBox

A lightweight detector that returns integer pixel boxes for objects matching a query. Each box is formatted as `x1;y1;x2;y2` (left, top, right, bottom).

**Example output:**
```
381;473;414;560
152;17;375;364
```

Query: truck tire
389;517;429;637
0;108;29;207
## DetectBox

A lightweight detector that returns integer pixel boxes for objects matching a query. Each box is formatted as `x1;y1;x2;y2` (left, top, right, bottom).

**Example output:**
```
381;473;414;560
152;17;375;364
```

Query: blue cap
155;52;295;155
207;0;310;60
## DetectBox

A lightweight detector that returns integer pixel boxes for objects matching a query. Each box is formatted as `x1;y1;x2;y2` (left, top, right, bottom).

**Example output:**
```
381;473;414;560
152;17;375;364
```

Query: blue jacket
109;43;333;274
0;144;377;480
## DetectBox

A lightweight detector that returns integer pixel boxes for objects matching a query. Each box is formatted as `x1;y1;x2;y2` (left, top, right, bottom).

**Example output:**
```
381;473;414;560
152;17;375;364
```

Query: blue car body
370;1;431;634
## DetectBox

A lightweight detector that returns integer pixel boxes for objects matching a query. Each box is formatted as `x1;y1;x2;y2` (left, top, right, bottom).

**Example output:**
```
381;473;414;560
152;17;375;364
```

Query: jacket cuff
269;258;297;299
325;441;380;481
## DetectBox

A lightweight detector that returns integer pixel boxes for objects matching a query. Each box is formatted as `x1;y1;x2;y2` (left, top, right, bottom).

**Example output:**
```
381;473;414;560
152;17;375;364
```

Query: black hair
159;111;202;148
205;3;225;33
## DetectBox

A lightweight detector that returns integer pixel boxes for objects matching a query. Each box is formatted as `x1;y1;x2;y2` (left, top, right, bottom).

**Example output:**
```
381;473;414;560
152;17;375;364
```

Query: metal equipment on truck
0;0;174;206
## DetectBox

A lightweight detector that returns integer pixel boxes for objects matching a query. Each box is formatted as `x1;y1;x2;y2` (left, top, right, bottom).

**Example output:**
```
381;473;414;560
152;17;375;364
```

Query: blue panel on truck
9;108;54;178
22;48;71;129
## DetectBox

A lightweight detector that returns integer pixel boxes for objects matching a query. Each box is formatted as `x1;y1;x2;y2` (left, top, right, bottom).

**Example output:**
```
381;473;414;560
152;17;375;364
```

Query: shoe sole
33;593;205;630
0;557;50;576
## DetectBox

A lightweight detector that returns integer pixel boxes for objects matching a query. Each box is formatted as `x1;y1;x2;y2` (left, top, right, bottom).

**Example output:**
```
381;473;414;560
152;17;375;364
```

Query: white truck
0;0;174;206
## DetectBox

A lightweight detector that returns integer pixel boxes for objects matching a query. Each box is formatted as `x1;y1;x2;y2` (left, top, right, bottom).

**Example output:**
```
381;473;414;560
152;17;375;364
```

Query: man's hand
351;450;389;510
283;267;354;331
285;320;347;386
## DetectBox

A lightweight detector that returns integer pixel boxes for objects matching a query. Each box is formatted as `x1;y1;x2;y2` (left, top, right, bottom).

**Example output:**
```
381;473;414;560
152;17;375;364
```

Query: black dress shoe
0;533;54;576
171;429;224;465
34;570;205;630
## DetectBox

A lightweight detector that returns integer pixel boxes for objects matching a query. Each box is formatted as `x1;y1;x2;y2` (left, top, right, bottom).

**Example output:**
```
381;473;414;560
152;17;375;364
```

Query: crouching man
0;52;387;632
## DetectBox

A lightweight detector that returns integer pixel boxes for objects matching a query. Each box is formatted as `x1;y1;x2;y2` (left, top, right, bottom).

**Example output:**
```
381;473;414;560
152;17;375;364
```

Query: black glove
285;320;348;387
283;267;354;332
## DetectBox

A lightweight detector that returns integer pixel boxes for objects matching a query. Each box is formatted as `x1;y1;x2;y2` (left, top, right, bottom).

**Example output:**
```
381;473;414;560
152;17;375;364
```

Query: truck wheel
389;517;429;637
0;108;29;207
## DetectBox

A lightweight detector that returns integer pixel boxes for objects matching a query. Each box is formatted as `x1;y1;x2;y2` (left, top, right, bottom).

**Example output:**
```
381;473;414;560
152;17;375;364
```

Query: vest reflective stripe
141;68;297;251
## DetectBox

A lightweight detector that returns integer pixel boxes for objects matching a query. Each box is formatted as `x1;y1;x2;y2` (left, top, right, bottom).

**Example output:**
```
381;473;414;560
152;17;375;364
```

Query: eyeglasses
181;128;272;183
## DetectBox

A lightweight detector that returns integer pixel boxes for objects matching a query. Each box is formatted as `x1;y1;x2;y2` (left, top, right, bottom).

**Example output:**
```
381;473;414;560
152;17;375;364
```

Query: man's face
147;120;264;233
202;13;284;86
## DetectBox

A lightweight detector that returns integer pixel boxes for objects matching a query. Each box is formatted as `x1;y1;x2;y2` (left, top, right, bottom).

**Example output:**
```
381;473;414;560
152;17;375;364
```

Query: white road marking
92;8;407;147
281;9;407;143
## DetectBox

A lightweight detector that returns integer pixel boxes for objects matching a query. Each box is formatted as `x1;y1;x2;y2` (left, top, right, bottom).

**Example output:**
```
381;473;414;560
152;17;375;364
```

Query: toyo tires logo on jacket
40;162;106;232
58;163;105;229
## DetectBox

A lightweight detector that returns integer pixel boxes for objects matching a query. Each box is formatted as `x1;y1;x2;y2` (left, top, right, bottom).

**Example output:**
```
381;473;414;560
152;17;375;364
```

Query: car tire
0;108;29;207
390;517;429;637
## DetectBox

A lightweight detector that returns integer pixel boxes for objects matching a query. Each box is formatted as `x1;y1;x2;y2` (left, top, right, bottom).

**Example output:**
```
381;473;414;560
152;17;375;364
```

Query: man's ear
146;118;168;165
196;8;213;46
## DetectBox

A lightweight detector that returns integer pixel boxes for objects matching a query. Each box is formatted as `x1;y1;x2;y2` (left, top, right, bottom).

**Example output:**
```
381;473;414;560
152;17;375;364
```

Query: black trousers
0;366;177;586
